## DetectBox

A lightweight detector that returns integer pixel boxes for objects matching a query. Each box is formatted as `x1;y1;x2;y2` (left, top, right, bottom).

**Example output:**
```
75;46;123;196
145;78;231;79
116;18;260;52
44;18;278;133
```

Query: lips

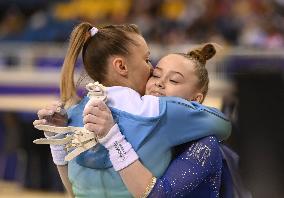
150;90;165;96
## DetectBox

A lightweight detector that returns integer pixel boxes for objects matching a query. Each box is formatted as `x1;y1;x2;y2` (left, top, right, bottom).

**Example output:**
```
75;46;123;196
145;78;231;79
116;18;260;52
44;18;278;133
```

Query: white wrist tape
50;144;68;166
45;132;68;166
99;124;138;171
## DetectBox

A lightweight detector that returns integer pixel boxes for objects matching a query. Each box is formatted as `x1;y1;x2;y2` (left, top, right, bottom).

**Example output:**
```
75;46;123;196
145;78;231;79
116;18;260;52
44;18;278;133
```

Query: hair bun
188;50;202;62
201;43;216;61
187;43;216;65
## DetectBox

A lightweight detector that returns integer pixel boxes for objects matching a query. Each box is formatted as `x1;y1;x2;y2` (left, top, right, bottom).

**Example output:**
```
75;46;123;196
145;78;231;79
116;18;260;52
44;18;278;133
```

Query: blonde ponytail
61;23;141;107
60;22;92;107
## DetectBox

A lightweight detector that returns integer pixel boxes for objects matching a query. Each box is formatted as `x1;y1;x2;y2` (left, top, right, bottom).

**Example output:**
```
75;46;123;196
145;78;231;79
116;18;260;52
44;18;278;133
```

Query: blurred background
0;0;283;197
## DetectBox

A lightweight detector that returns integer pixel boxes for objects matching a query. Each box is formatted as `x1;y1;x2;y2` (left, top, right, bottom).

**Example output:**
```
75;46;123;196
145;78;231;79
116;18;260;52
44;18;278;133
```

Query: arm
99;125;221;197
83;102;222;197
85;96;231;149
158;97;231;146
84;102;154;197
119;161;154;197
33;101;74;197
57;165;74;197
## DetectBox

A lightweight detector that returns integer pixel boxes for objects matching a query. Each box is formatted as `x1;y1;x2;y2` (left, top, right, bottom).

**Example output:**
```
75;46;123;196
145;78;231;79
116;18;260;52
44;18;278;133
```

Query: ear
192;93;204;103
112;57;128;77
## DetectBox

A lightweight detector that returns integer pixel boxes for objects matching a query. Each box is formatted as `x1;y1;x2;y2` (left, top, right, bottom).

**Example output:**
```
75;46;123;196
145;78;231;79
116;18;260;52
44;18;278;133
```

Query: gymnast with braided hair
33;23;231;198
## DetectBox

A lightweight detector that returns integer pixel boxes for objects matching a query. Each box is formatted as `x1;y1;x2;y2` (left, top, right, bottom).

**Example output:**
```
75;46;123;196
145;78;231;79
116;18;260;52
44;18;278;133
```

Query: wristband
45;133;68;165
99;124;138;171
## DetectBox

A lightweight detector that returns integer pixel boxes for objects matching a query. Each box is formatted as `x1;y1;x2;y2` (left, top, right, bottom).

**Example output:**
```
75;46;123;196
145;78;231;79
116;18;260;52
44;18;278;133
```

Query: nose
155;79;165;88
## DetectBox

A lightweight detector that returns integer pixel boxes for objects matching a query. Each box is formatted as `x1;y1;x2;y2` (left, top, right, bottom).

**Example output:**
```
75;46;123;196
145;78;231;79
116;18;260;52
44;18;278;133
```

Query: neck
104;76;131;89
104;70;139;93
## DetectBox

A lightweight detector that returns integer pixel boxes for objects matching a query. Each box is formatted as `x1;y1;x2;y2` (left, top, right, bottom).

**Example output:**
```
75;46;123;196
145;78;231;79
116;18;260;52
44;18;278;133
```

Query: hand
33;101;68;136
83;100;115;138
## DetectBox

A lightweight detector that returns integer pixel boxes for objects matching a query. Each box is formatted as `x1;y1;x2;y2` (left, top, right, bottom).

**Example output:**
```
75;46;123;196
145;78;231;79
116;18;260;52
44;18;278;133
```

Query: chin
138;88;146;96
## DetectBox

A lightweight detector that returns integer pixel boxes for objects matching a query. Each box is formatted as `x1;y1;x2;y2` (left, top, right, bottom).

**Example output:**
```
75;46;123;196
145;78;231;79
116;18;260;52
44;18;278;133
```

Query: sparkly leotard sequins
149;136;223;198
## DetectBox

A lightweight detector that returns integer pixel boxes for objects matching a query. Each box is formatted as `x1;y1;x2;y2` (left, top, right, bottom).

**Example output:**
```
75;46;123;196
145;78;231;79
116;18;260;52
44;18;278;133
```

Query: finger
83;114;97;124
93;117;108;126
98;111;113;122
54;107;67;115
85;122;107;138
86;99;100;108
84;123;101;134
91;106;113;121
45;103;63;113
48;117;67;126
38;109;54;119
84;115;106;126
38;105;67;119
33;119;47;126
84;107;112;122
83;106;94;116
83;106;91;116
50;101;66;114
84;106;102;117
51;100;63;107
97;101;109;112
83;104;96;116
52;111;68;120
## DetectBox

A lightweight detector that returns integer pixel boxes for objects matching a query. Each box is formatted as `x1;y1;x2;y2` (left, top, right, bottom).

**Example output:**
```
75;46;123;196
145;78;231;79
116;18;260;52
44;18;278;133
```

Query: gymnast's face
145;54;203;102
124;34;153;95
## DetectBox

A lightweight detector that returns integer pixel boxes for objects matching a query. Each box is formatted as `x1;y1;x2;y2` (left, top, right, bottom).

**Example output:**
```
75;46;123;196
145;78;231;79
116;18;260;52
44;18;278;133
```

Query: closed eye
170;79;178;84
146;58;152;64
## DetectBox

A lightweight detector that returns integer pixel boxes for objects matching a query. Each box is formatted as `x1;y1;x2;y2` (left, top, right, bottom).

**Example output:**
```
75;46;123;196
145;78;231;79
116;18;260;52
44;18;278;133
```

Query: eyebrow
172;71;184;78
155;66;184;78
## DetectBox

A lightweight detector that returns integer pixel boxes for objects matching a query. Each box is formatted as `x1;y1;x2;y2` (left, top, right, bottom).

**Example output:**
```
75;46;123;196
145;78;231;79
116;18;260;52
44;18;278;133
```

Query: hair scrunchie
90;27;98;36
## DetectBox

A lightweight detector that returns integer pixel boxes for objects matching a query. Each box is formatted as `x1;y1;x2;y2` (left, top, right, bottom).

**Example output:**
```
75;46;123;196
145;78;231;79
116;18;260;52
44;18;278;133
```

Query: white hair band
90;27;98;36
